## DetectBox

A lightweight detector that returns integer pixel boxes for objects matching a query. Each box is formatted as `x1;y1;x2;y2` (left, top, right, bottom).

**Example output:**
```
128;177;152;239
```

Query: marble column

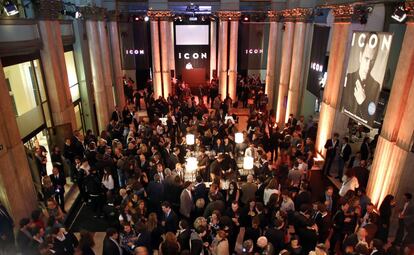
168;21;175;75
38;17;77;146
367;2;414;206
210;20;217;80
285;9;311;122
160;18;172;98
0;60;38;224
98;20;116;112
265;11;281;110
85;19;110;132
315;5;353;155
228;17;240;101
217;13;229;100
109;18;126;106
275;12;295;126
148;11;164;99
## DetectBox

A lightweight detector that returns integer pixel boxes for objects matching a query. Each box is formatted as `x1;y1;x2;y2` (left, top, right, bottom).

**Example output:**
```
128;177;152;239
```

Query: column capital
406;1;414;22
268;10;282;22
216;11;241;21
147;10;174;21
36;0;63;20
79;6;107;21
107;10;120;21
329;4;354;23
281;8;312;22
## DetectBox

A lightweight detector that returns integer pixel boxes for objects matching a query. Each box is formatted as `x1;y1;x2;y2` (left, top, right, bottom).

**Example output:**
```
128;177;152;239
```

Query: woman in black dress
377;194;395;243
226;181;240;204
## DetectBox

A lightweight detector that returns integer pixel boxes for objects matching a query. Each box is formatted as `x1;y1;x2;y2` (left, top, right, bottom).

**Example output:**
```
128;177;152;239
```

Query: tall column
275;11;295;126
367;2;414;206
315;5;354;155
265;11;281;110
228;16;240;101
160;18;172;98
82;6;111;132
285;8;311;122
108;14;126;106
148;11;164;99
210;20;217;80
0;60;38;224
217;13;229;100
168;20;175;75
38;5;77;146
98;20;116;112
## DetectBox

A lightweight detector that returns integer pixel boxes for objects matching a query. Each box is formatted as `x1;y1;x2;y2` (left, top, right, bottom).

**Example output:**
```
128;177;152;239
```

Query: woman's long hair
146;212;158;232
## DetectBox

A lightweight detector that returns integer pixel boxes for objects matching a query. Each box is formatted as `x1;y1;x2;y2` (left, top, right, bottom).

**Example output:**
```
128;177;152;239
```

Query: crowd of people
1;76;414;255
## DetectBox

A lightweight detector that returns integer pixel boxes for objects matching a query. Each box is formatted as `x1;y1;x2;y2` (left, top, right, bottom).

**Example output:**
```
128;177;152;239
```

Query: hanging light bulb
186;157;198;173
243;156;254;170
235;132;244;144
186;134;195;145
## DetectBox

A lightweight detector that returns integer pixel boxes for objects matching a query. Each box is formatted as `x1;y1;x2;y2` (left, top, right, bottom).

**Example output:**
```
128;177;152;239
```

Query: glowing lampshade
235;132;244;144
243;156;254;170
186;157;198;172
186;134;195;145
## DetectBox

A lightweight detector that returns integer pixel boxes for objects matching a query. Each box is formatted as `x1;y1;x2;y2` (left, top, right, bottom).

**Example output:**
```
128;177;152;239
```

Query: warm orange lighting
367;137;394;207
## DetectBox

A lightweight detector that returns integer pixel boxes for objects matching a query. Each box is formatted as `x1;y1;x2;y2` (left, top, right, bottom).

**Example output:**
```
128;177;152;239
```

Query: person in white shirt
102;168;114;193
339;169;359;197
263;178;280;206
280;190;295;213
297;156;308;181
244;144;257;159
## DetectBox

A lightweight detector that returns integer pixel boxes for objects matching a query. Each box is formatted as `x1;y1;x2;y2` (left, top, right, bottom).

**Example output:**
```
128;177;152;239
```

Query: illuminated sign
244;48;263;54
125;49;145;55
178;52;208;60
310;62;324;72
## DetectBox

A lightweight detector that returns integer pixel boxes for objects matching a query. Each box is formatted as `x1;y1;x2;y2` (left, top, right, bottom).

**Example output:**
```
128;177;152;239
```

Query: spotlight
243;16;249;21
391;4;407;23
144;16;149;22
3;1;19;16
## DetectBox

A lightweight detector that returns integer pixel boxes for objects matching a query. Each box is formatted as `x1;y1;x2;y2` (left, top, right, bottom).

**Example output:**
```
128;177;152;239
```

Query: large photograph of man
341;32;393;128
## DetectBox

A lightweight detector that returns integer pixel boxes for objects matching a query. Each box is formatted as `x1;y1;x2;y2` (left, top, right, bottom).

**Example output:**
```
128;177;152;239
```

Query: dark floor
69;200;113;232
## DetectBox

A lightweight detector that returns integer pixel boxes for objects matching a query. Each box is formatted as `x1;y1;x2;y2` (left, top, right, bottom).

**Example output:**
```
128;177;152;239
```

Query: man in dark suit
147;174;164;214
50;166;67;212
354;160;370;189
168;147;180;170
342;33;381;123
360;137;370;161
314;203;332;244
264;219;285;254
180;182;194;220
111;106;123;122
319;186;336;214
161;201;178;233
103;228;122;255
330;201;349;254
322;133;340;176
337;137;352;180
135;222;152;251
193;175;207;202
177;220;192;252
394;193;414;246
